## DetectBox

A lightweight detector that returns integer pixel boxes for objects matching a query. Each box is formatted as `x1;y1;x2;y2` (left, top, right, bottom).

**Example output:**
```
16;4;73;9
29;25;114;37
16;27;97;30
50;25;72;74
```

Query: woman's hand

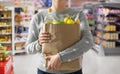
45;54;62;70
38;32;51;45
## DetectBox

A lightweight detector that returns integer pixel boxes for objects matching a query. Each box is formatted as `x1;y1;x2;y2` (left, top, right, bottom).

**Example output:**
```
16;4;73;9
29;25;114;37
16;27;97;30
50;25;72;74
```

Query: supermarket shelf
93;3;120;56
14;1;33;4
103;47;120;56
23;25;29;28
0;25;11;27
92;3;120;9
14;1;34;55
95;37;120;56
117;31;120;34
92;44;120;56
96;29;120;33
0;17;12;19
97;13;120;17
15;33;28;37
117;40;120;42
0;9;11;12
0;41;11;44
0;1;15;56
15;40;26;44
96;36;119;41
116;22;120;25
0;33;12;35
14;49;26;54
96;21;118;25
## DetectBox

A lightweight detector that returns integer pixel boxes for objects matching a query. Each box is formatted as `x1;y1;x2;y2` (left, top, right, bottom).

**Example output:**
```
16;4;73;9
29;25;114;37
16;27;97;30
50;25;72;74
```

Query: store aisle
83;49;120;74
82;49;99;74
13;54;38;74
13;49;120;74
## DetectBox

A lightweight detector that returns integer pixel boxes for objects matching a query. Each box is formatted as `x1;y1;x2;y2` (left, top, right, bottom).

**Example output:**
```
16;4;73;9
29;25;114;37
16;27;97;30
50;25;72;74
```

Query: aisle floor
13;49;120;74
13;54;37;74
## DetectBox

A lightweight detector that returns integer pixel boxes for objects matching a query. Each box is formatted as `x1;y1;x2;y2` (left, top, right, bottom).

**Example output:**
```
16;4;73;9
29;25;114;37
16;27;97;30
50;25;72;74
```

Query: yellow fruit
66;19;75;25
64;16;75;24
75;18;80;24
48;8;52;13
64;17;69;23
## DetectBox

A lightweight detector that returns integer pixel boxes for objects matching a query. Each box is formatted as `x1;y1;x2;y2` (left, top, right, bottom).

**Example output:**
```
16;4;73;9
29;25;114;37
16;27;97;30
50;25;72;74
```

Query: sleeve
25;14;42;54
58;11;94;62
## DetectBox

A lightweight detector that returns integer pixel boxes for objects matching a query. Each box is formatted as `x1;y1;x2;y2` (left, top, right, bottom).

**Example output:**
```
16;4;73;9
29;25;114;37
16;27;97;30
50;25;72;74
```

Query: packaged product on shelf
0;5;5;10
6;27;10;33
15;14;23;22
103;33;118;40
0;44;12;62
104;17;117;22
94;37;101;44
104;25;116;31
102;41;115;48
96;31;102;37
0;52;4;62
15;25;24;33
97;24;103;30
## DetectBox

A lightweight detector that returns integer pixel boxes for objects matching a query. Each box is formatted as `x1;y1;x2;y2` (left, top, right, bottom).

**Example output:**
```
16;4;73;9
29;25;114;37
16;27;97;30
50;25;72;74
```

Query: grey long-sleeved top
26;8;94;74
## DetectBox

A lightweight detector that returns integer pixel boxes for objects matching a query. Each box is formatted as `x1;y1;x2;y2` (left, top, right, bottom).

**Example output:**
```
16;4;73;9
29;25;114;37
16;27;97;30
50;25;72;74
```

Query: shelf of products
0;2;15;55
0;2;14;73
14;0;35;54
94;3;120;56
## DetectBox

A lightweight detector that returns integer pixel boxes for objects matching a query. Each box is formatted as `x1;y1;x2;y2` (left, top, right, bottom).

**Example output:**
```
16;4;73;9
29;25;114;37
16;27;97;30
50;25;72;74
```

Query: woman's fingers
46;54;61;70
38;32;51;45
39;35;51;39
40;32;51;36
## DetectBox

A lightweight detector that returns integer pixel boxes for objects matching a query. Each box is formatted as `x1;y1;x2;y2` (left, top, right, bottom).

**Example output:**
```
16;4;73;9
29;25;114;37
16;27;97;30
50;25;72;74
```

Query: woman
26;0;94;74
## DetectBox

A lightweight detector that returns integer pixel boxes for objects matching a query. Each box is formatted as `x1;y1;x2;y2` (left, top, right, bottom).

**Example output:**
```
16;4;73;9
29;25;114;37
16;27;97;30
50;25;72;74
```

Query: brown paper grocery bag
42;24;81;70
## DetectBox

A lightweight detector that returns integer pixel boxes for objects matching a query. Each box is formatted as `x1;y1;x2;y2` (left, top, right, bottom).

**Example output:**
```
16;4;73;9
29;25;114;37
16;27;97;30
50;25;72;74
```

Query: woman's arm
59;11;94;62
25;14;42;54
